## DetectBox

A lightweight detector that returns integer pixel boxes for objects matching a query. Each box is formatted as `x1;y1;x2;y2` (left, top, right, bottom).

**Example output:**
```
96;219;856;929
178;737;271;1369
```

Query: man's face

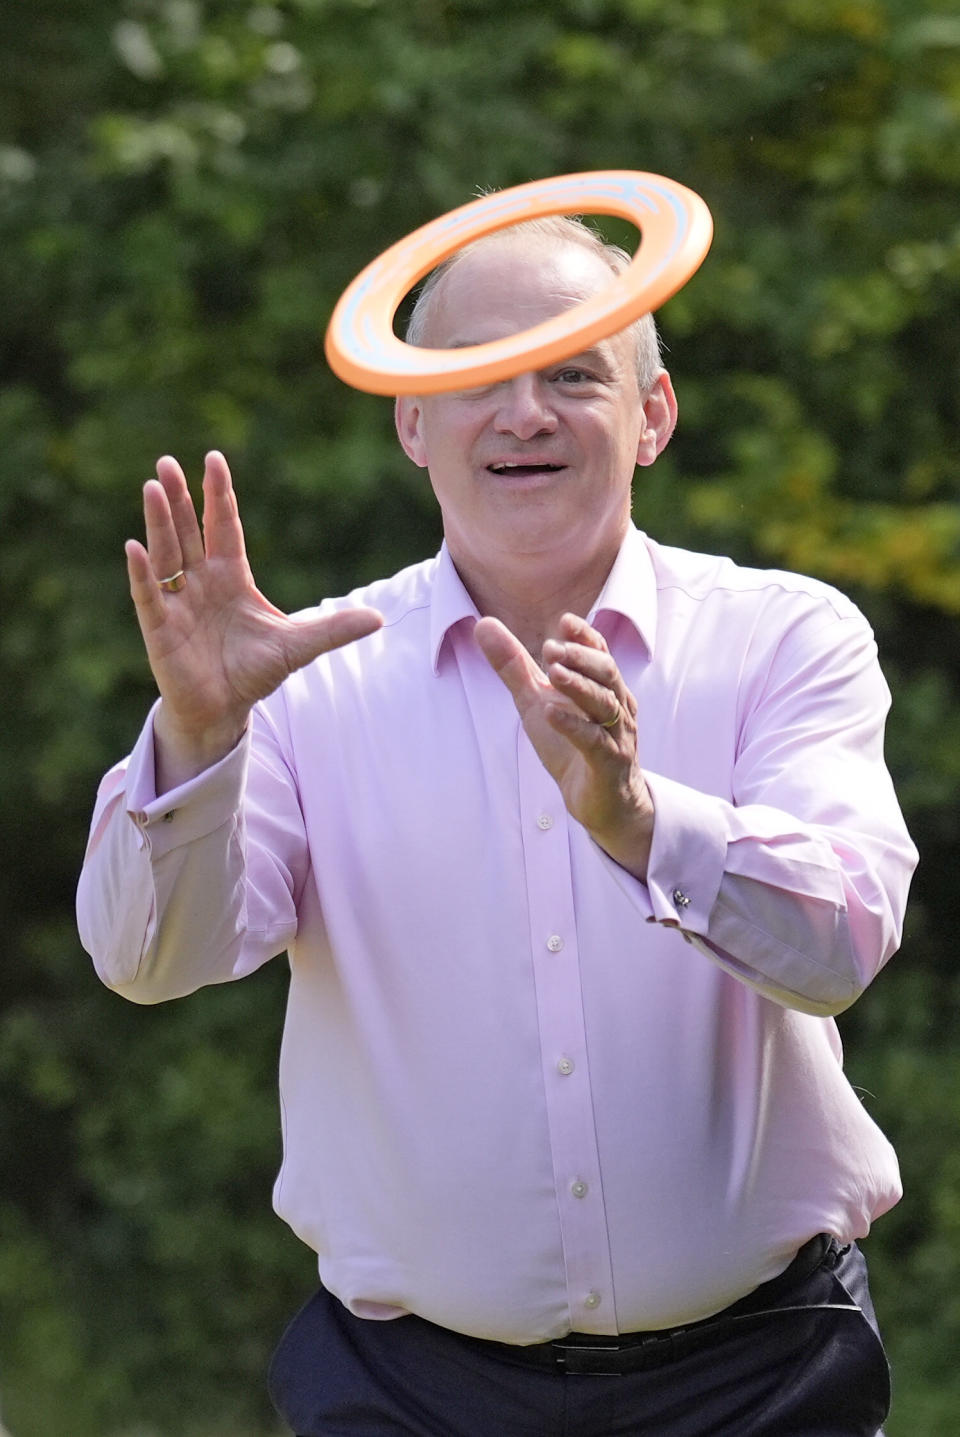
395;237;667;576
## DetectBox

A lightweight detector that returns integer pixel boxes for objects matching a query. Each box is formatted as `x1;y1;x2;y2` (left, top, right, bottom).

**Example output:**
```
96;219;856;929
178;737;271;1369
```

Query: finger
474;617;546;713
155;455;204;568
542;638;619;690
201;450;247;562
545;660;624;728
125;537;169;637
283;607;384;673
552;615;631;715
544;699;619;753
542;638;636;721
143;478;185;586
557;612;610;652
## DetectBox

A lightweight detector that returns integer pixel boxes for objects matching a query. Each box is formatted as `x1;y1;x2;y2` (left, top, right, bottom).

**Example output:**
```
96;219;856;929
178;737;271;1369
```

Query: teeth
491;462;560;473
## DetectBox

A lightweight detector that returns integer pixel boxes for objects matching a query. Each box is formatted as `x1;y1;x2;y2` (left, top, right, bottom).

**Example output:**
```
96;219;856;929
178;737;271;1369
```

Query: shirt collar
429;524;658;674
430;544;482;673
587;524;658;660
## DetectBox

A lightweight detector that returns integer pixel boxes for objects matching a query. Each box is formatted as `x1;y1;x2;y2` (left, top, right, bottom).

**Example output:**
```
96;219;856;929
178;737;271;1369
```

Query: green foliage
1;0;958;1431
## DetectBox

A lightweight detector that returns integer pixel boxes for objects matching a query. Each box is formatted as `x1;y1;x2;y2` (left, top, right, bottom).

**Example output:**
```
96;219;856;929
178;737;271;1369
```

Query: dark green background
1;1;958;1432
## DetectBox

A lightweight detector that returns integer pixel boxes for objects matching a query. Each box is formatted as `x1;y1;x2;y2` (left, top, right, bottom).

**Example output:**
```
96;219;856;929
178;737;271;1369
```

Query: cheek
581;416;632;460
422;408;477;456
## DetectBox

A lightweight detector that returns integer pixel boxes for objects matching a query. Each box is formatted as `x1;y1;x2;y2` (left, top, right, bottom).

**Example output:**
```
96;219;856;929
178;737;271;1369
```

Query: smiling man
398;234;674;659
78;216;916;1437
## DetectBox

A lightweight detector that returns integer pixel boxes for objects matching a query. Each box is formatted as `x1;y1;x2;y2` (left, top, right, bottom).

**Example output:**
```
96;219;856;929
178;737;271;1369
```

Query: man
78;217;917;1436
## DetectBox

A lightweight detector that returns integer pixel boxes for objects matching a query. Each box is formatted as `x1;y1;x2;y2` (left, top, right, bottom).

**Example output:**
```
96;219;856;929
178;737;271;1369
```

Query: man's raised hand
125;451;382;791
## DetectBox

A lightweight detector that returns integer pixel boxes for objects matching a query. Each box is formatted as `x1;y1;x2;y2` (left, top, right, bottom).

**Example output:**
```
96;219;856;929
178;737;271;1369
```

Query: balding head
405;214;663;394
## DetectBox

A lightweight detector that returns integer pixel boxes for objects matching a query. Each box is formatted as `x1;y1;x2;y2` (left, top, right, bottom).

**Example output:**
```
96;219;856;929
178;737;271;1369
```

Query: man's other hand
475;612;655;881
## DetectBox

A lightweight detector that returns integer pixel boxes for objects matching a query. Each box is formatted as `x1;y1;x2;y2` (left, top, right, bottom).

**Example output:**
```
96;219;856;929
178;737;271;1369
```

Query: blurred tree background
1;0;958;1432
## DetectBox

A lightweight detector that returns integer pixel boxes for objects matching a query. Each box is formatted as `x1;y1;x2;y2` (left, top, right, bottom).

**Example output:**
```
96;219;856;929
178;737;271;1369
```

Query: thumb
474;616;542;705
284;606;383;673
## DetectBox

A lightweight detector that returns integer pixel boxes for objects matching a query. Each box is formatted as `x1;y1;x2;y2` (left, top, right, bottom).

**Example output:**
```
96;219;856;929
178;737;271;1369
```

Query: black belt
460;1235;858;1376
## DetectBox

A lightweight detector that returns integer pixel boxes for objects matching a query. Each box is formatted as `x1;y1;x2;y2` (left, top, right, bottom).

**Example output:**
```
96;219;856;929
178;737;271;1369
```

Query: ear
635;371;678;468
395;395;429;469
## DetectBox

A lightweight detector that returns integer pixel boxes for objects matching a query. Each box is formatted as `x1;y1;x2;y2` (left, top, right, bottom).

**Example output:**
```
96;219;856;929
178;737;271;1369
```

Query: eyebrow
553;347;608;366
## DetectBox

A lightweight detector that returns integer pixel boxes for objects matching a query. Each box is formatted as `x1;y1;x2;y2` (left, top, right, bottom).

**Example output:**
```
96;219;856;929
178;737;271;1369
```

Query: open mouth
487;462;566;478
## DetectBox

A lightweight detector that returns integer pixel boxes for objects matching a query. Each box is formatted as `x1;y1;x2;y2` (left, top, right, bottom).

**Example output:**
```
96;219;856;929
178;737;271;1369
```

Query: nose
492;373;558;440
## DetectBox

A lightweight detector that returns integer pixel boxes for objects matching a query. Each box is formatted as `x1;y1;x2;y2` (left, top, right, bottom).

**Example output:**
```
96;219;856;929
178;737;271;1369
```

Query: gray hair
404;213;663;393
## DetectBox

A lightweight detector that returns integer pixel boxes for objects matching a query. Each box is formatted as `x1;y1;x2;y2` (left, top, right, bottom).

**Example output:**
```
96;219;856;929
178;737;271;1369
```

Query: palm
140;559;292;730
520;674;639;838
508;679;608;829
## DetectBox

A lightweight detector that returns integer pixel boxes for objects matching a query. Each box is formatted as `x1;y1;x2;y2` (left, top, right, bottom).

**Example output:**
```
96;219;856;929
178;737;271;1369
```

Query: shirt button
557;1058;575;1076
584;1291;602;1310
546;934;564;953
672;888;691;909
536;814;554;831
570;1180;588;1199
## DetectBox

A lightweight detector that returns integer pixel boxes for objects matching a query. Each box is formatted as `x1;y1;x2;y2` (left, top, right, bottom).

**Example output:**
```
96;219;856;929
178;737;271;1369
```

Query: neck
449;531;624;660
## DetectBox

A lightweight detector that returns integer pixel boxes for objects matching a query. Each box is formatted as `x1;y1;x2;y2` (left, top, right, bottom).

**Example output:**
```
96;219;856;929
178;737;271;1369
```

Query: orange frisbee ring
324;170;713;396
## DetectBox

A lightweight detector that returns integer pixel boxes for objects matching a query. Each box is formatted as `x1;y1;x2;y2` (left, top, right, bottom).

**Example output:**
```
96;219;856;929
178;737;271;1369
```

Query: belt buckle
552;1337;652;1377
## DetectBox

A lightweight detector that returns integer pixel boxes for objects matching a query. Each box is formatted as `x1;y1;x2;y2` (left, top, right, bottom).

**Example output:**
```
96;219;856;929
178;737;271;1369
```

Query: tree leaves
1;1;959;1431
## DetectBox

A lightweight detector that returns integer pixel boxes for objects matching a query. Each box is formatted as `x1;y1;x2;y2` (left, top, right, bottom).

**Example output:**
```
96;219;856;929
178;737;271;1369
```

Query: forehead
424;236;620;347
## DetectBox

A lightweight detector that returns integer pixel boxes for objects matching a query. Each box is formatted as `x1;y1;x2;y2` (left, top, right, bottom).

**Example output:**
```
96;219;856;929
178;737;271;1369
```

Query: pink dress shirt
77;526;917;1342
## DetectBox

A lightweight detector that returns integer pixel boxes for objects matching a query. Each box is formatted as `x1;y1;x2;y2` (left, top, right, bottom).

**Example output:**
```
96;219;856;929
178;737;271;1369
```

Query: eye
554;367;588;384
452;381;499;399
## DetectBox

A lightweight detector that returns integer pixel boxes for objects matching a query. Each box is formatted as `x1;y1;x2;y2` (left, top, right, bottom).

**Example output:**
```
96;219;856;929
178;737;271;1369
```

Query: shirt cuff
124;700;251;858
589;771;730;935
640;771;729;932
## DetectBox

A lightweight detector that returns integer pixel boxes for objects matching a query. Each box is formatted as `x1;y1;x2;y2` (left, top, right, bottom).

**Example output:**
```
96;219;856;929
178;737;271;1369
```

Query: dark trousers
268;1240;890;1436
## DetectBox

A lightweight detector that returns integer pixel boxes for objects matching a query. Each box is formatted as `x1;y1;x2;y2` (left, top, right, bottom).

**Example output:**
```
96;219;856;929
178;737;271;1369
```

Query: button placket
515;727;616;1331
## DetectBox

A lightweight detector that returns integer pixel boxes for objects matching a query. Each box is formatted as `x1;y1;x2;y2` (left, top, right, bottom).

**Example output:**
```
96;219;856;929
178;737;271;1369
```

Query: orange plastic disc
324;170;713;396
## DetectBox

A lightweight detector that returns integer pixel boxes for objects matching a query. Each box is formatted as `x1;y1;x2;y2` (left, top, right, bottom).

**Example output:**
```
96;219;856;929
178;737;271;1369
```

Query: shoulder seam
655;576;855;621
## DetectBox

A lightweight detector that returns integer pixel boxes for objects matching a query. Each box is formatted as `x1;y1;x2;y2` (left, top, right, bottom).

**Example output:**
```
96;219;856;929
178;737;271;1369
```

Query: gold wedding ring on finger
158;569;186;593
600;702;621;730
